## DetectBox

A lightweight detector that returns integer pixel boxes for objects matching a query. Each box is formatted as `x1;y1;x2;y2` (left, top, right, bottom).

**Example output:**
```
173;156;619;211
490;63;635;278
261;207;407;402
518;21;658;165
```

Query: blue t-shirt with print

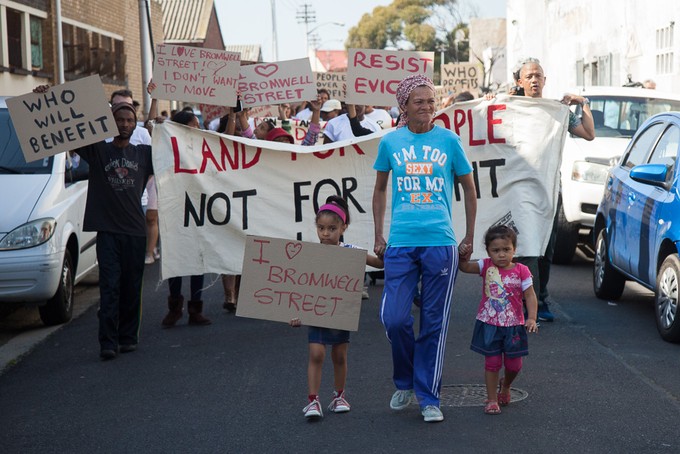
374;125;473;247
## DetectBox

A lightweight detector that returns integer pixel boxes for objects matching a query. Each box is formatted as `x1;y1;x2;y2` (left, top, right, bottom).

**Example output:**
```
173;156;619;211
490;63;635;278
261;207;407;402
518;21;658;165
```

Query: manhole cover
439;384;529;407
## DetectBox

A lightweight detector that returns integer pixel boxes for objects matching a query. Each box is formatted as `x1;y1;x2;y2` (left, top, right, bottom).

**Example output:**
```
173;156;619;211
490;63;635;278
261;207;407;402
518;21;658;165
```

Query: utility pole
296;3;316;57
270;0;278;61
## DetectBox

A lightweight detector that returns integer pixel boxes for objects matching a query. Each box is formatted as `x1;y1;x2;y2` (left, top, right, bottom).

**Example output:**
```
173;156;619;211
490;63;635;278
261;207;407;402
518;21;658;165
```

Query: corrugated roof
224;44;263;63
160;0;214;43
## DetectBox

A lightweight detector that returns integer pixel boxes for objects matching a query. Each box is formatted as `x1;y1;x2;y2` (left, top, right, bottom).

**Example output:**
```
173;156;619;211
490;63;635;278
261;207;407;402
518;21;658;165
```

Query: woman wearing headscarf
372;74;477;422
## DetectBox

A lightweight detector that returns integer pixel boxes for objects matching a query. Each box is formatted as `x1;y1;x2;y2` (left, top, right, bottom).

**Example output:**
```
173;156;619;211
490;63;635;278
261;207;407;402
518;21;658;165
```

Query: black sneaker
100;349;117;361
120;344;137;353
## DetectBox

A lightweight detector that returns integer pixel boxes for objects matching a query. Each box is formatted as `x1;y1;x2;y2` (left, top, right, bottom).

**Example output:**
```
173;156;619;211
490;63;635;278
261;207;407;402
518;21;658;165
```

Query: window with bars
656;25;675;74
61;23;125;81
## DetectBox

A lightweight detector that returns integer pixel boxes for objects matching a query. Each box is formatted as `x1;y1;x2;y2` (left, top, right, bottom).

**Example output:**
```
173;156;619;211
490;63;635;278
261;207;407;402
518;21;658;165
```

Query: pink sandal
498;377;511;406
484;400;501;415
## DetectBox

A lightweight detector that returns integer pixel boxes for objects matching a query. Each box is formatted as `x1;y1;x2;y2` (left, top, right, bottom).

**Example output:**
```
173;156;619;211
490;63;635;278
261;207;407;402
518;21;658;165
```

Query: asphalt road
1;251;679;453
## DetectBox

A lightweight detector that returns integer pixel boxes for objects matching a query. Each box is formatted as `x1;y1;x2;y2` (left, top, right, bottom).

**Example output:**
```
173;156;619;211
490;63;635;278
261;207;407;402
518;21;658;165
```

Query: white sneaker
328;392;351;413
390;389;414;410
422;405;444;422
303;399;323;418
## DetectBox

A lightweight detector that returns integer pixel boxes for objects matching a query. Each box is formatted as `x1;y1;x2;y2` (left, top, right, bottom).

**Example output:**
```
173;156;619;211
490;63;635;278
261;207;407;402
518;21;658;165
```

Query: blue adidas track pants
380;246;458;408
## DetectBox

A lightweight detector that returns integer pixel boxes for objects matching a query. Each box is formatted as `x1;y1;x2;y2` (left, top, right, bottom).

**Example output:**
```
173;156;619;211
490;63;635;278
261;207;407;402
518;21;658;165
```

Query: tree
345;0;447;51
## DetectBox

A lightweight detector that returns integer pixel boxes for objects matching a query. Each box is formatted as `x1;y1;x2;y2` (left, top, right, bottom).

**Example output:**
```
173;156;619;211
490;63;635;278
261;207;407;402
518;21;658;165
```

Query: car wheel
593;228;625;299
655;254;680;343
553;206;579;265
39;250;74;326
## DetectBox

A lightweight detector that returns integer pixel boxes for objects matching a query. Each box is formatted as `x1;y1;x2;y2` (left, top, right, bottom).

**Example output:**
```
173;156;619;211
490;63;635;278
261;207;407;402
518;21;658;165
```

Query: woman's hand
147;79;156;95
289;318;302;327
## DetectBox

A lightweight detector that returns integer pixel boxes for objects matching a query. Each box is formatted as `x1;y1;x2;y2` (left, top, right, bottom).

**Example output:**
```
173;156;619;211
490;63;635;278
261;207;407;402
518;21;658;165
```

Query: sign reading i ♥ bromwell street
238;58;317;108
237;235;367;331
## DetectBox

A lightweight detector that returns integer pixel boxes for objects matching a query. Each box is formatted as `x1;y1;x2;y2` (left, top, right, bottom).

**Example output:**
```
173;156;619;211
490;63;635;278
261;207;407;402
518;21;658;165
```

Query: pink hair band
318;203;347;223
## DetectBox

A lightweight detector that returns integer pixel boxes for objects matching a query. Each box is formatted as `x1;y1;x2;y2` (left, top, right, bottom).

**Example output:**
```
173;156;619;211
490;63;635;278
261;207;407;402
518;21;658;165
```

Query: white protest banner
441;62;483;96
345;49;435;106
238;58;317;108
153;43;240;106
315;72;346;100
6;75;116;162
237;235;366;330
152;95;568;279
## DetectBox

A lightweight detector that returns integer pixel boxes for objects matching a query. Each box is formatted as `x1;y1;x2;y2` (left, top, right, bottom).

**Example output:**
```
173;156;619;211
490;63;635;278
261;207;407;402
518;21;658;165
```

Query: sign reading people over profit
151;95;569;280
346;49;435;106
315;72;346;100
238;58;317;108
237;235;366;330
440;63;482;96
6;75;116;162
153;44;240;106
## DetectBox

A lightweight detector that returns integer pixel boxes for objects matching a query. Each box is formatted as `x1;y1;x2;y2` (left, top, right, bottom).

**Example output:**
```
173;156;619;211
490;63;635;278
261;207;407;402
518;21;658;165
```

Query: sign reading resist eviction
238;58;317;108
6;75;116;162
236;235;367;331
346;48;435;106
153;43;240;106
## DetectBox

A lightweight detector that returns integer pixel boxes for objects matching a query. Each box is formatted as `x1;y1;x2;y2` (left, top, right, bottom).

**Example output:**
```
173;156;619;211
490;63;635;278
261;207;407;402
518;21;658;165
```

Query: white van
554;87;680;264
0;98;97;325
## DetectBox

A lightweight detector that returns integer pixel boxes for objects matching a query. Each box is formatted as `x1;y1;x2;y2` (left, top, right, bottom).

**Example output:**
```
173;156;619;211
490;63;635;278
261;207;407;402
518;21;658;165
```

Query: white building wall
506;0;680;98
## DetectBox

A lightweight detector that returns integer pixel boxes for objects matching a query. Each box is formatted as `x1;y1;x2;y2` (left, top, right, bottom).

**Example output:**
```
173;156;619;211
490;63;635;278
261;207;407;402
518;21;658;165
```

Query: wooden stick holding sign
237;235;367;331
346;48;435;106
6;75;116;163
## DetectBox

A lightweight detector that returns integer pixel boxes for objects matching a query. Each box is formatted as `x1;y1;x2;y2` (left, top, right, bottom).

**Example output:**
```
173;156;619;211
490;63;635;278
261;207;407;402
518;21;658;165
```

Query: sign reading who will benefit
6;75;116;163
153;43;240;106
346;48;435;106
237;235;367;331
238;58;317;108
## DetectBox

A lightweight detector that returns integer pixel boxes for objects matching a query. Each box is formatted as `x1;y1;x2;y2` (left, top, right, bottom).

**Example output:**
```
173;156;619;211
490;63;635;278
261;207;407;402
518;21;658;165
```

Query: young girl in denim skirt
290;195;384;419
458;225;538;415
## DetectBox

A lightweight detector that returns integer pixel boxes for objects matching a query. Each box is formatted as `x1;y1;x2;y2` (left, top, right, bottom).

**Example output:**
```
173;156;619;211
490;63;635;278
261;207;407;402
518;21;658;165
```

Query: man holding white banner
373;75;477;423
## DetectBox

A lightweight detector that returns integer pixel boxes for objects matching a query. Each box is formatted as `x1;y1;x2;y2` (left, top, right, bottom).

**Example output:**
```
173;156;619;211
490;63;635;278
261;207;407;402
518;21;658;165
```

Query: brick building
1;0;163;110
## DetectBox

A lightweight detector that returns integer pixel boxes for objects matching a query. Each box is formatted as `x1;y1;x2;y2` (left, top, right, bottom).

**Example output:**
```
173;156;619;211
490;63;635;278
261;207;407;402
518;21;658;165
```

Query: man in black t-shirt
76;102;153;360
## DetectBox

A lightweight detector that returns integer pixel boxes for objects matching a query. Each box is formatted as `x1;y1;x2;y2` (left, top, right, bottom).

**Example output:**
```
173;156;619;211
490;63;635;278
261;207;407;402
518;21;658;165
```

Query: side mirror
630;163;669;189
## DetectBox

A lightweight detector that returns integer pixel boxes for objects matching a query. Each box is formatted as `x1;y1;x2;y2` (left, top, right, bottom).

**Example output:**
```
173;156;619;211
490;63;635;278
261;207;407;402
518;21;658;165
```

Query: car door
626;123;679;284
609;122;665;274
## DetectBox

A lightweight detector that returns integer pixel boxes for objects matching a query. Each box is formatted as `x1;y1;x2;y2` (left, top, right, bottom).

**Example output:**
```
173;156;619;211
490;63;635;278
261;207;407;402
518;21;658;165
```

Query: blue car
593;112;680;342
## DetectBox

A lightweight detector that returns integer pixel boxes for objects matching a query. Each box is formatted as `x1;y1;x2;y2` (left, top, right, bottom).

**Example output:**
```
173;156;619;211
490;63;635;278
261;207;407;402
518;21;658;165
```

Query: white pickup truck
554;86;680;264
0;98;98;325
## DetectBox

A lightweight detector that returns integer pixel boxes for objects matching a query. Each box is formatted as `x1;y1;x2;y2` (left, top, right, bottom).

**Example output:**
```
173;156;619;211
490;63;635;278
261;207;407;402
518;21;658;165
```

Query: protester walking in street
160;108;211;327
513;58;594;322
458;225;538;415
290;195;384;419
372;74;477;423
33;85;156;360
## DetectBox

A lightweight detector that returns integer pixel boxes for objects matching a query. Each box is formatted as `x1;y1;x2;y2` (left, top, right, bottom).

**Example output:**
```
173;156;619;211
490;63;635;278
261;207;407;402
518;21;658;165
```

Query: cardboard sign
346;49;435;106
238;58;317;108
198;103;230;124
153;43;240;106
6;75;116;162
315;72;346;100
248;104;279;118
440;63;482;96
236;235;367;331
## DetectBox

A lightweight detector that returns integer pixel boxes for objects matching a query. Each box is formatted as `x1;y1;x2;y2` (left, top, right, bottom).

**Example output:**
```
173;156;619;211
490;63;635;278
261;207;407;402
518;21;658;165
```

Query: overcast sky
217;0;506;62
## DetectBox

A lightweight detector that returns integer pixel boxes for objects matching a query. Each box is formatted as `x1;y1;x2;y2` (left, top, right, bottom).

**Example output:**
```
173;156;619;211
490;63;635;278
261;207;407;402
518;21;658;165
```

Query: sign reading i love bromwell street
238;58;318;108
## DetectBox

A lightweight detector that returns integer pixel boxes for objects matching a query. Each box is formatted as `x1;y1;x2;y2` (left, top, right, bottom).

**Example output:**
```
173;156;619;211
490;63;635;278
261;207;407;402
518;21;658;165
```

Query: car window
586;96;680;138
0;108;53;174
648;124;680;182
624;122;666;169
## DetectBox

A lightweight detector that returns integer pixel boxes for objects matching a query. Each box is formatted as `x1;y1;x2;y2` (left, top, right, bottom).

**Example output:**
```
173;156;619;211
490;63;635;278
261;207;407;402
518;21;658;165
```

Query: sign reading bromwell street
238;58;317;108
6;75;116;162
236;235;367;331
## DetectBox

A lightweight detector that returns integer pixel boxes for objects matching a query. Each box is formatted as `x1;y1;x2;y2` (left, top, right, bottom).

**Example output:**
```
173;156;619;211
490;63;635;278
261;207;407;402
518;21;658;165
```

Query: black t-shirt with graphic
77;141;153;236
